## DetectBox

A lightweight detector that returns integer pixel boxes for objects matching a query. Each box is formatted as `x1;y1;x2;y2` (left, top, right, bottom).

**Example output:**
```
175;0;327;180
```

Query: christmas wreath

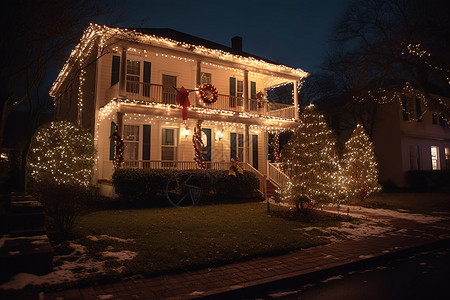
199;83;218;104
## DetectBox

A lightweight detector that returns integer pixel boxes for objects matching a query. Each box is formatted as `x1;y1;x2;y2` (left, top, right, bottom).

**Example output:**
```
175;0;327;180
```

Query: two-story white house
50;24;308;196
373;90;450;187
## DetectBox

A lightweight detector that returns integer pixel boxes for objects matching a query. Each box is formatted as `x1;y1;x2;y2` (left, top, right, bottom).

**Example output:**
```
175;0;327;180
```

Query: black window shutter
252;134;258;169
111;56;120;86
143;62;151;83
251;81;256;99
109;121;116;160
143;125;151;160
230;132;236;159
229;77;236;96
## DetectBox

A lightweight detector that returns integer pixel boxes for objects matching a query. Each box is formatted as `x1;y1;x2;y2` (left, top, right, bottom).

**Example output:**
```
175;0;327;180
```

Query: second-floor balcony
107;81;297;119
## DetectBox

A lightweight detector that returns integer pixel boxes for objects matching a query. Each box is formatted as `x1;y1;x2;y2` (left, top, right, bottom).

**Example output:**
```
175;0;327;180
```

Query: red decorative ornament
176;86;190;120
199;83;218;104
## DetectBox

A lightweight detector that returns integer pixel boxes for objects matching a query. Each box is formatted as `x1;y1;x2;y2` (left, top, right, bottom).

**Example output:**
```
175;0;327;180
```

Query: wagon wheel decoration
166;174;203;207
198;83;218;104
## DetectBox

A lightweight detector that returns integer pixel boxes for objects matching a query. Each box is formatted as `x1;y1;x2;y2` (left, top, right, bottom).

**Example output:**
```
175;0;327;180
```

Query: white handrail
267;162;290;187
242;163;267;199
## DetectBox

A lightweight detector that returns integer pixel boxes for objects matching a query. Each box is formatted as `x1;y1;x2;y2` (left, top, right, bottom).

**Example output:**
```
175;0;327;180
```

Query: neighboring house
50;24;306;196
373;92;450;187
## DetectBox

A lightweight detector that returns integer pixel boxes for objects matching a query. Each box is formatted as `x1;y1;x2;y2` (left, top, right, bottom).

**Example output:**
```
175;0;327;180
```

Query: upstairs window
126;60;140;94
201;72;212;84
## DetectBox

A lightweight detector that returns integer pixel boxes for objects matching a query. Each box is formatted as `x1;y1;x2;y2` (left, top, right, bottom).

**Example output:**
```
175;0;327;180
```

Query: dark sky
114;0;352;74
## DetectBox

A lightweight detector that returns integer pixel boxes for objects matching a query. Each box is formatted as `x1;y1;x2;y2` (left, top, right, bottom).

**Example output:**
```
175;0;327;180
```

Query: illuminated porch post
119;47;127;98
293;80;299;120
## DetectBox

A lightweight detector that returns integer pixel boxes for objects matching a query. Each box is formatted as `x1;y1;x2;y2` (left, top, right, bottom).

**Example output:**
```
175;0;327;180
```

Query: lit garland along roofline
50;23;309;96
104;98;299;129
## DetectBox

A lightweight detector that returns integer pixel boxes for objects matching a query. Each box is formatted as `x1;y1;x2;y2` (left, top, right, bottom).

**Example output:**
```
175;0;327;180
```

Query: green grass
351;192;450;214
73;202;345;278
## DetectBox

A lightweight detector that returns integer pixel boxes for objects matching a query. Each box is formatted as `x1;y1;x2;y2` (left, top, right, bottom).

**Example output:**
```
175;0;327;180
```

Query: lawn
72;202;346;279
351;192;450;214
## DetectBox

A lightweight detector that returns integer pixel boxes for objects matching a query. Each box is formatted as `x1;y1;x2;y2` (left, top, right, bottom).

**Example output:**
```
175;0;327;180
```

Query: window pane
431;146;440;170
124;142;138;161
161;146;175;160
127;60;140;75
201;72;212;84
162;129;174;145
124;125;139;141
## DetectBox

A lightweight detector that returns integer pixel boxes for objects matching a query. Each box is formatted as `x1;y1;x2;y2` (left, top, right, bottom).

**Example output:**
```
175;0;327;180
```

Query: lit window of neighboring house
445;147;450;170
123;125;139;161
431;146;440;170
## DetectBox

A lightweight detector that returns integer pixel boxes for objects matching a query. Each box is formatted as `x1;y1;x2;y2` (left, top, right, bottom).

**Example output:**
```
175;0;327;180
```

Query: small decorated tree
27;121;96;240
278;104;343;210
28;121;96;186
342;124;381;201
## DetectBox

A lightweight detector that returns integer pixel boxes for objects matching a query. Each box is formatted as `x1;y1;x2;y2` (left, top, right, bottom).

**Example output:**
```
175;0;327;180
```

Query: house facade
50;24;306;195
373;92;450;187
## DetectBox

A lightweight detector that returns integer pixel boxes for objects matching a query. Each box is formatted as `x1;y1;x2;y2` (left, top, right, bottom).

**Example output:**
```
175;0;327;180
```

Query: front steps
0;194;53;281
266;180;278;198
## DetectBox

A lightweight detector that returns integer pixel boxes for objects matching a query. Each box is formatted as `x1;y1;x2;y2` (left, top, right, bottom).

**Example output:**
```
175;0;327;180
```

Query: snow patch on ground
321;275;344;283
102;250;137;261
329;205;446;224
0;240;136;290
87;235;135;243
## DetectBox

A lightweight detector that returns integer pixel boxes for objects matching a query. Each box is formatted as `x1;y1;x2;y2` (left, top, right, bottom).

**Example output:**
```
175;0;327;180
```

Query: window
415;98;422;122
250;81;257;111
229;77;243;108
431;146;440;170
401;96;409;121
162;75;177;104
230;132;243;162
111;56;120;86
238;133;244;162
432;113;438;125
201;72;212;84
126;60;140;94
161;128;177;161
123;125;139;161
445;147;450;170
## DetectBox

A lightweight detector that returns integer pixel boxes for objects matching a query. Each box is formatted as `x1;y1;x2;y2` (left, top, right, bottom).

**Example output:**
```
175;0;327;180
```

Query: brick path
39;214;450;300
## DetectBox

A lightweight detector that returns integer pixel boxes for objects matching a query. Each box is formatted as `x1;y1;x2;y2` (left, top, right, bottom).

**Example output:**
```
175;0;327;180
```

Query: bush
405;170;450;192
112;168;260;206
34;181;92;241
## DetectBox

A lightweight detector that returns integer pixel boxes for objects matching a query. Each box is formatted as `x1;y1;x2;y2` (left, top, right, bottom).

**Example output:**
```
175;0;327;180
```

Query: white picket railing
267;162;290;187
242;163;267;199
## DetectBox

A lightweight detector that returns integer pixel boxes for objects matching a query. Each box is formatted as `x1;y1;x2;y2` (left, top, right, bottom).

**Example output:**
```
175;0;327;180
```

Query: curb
195;237;450;299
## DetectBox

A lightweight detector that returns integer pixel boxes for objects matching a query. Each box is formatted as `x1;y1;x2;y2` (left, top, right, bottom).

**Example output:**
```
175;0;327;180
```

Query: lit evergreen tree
278;104;343;209
27;121;96;186
343;124;381;201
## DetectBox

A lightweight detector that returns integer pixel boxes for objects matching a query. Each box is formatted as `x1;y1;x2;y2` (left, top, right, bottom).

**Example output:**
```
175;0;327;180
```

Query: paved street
262;245;450;300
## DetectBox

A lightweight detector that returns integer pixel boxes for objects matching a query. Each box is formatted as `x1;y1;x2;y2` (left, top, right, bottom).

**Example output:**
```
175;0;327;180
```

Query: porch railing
267;102;297;119
242;163;267;198
267;162;289;188
109;81;294;117
123;160;230;170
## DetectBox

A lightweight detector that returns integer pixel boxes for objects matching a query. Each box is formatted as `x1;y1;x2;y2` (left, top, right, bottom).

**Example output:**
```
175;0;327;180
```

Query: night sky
112;0;352;73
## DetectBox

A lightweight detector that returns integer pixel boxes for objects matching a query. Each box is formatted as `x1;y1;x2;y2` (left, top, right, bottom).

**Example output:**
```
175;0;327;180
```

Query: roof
128;27;280;65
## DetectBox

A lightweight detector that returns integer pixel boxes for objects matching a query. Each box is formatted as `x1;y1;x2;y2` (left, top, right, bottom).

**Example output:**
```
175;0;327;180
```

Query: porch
106;82;297;119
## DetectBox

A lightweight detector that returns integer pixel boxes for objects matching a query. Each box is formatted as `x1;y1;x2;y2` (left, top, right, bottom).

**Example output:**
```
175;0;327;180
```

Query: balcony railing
109;81;295;118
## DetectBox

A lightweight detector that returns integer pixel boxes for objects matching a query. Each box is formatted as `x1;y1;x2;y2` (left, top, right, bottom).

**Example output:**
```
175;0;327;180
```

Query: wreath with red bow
199;83;218;104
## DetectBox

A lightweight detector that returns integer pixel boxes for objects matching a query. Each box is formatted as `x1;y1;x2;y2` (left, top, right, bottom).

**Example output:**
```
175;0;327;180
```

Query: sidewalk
4;208;450;300
41;208;450;300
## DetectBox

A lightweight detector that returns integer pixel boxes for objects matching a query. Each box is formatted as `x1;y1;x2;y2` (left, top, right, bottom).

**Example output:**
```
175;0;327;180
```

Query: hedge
405;170;450;191
112;168;260;206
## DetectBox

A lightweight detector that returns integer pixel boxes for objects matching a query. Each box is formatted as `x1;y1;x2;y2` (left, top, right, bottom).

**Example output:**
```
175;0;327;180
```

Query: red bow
176;86;190;120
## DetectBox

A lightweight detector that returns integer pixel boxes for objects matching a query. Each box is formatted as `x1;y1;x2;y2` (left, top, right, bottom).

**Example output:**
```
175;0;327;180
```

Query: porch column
244;124;249;164
243;70;249;112
119;47;127;98
196;61;201;106
293;80;299;120
117;112;124;137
